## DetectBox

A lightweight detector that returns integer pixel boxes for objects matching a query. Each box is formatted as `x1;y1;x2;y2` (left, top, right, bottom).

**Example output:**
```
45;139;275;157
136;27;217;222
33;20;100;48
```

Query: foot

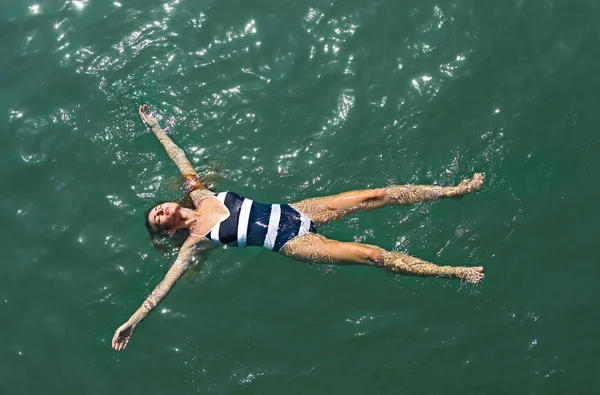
450;173;484;197
456;266;484;284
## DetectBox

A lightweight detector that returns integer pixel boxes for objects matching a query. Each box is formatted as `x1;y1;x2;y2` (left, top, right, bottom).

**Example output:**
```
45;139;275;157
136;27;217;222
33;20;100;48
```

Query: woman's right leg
291;173;483;225
280;233;484;284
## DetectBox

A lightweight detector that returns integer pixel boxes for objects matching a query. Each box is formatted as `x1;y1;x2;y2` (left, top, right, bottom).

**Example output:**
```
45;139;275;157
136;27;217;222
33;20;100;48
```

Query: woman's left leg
280;233;484;284
291;173;484;226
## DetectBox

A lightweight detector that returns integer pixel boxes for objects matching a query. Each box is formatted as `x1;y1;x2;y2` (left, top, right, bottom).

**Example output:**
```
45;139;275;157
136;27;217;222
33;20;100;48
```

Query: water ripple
2;0;594;392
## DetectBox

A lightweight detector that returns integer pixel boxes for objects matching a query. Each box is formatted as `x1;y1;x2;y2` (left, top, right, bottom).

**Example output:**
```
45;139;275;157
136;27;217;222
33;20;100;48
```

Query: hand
112;321;137;351
139;104;158;128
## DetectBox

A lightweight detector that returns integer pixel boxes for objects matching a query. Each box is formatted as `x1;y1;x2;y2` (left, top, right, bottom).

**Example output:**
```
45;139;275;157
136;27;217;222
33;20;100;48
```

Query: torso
197;191;318;252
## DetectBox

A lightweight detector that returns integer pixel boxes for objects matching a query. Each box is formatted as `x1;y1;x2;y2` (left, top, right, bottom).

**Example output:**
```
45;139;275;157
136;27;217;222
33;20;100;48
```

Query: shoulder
189;189;215;207
181;234;219;252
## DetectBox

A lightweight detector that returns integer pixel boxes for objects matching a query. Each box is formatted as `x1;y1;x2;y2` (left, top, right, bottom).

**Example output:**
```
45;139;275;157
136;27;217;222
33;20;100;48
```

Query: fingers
112;328;125;351
113;336;128;351
139;104;158;128
139;104;150;124
112;330;121;350
118;336;130;351
111;326;135;351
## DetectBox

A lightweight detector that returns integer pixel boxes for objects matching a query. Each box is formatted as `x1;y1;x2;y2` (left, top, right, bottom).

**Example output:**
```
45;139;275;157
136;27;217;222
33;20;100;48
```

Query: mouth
166;207;170;216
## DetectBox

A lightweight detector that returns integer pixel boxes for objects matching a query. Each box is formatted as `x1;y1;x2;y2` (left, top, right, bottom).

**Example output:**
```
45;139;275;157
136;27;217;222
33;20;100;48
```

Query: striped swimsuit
201;192;317;252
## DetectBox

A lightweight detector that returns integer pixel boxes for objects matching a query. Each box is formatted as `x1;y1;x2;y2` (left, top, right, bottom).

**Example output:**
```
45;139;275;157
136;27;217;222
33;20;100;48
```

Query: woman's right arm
139;104;207;189
111;236;215;351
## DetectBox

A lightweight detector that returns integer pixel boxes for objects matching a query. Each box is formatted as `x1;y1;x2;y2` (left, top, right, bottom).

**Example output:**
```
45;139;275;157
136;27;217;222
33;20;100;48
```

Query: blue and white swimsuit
202;192;317;252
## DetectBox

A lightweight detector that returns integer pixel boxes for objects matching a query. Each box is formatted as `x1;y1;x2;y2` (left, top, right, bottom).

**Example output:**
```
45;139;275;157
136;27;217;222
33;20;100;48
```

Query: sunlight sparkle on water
9;110;23;121
72;0;88;11
29;4;41;14
529;339;538;349
244;20;257;34
433;6;445;29
240;372;264;384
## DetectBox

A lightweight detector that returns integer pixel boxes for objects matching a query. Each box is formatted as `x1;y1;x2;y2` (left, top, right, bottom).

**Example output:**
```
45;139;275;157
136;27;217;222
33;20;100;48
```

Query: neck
174;207;199;231
179;207;196;220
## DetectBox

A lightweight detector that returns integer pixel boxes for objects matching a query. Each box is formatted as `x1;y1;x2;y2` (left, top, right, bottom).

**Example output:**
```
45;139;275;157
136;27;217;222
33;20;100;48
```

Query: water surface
2;1;599;393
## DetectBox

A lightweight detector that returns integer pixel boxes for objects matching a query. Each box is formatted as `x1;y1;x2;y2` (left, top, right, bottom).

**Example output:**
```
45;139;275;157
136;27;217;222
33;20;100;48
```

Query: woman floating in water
111;104;485;351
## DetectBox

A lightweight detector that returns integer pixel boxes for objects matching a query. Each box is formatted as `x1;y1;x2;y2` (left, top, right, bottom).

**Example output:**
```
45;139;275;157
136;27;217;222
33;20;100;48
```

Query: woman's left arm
111;236;215;351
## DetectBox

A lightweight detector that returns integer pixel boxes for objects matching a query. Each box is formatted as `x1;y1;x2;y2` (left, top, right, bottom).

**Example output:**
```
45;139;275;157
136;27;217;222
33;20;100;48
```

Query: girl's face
147;202;181;232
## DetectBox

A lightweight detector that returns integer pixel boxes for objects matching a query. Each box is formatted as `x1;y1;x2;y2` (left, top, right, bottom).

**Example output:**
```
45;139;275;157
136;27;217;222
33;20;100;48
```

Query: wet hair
144;200;169;238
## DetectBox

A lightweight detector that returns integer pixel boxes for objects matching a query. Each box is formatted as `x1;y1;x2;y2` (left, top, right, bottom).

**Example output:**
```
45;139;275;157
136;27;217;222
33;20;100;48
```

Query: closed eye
154;207;161;225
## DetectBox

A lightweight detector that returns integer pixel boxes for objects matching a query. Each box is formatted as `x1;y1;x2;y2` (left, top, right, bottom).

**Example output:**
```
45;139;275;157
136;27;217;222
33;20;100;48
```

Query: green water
3;0;599;393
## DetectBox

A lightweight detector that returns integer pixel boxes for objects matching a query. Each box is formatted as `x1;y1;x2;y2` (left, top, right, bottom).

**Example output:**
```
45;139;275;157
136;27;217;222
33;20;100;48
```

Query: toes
471;173;484;187
460;173;484;193
460;267;484;284
470;271;484;284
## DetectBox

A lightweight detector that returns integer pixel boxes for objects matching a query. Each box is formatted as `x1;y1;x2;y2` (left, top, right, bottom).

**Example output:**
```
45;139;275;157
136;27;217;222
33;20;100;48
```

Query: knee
367;250;384;264
359;189;386;206
357;247;385;266
369;189;386;200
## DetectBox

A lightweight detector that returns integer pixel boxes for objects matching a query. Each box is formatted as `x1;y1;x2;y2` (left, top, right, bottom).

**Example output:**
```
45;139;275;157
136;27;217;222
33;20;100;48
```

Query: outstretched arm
111;236;215;351
139;104;206;188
